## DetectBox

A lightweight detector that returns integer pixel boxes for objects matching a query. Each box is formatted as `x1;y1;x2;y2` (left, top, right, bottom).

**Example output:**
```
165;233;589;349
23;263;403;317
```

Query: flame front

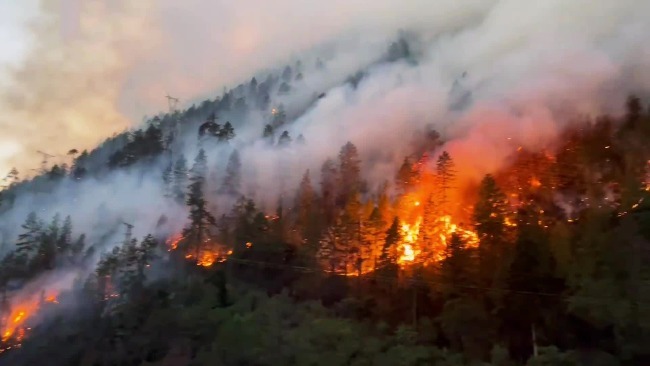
1;292;58;345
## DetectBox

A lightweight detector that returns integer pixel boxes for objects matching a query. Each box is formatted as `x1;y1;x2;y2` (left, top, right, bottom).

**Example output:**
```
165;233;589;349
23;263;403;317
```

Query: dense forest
0;41;649;366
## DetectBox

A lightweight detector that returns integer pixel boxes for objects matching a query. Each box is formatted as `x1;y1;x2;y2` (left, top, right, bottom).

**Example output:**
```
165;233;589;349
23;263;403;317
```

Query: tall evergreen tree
37;214;60;270
380;217;401;268
278;131;292;147
162;160;174;198
296;134;306;145
361;207;386;270
184;151;218;260
271;105;287;127
217;122;236;142
320;159;339;225
220;149;241;195
295;170;317;243
396;157;416;194
441;233;470;297
16;212;43;258
71;234;86;263
262;124;275;145
337;142;361;208
172;155;189;204
57;215;73;259
473;174;509;286
436;151;456;212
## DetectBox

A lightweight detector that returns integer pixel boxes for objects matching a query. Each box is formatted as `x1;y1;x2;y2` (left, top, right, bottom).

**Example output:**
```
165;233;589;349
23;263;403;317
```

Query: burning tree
473;174;510;286
183;149;218;263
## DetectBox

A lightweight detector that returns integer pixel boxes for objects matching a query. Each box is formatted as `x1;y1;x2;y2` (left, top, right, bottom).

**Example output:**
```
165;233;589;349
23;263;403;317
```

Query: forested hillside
0;34;650;366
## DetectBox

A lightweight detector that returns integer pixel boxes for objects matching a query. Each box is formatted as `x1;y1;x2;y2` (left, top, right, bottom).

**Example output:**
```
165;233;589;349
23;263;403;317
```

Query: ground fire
0;291;59;352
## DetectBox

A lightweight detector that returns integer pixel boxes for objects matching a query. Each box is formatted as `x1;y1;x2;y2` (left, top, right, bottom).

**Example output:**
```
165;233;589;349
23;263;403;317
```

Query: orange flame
1;291;58;343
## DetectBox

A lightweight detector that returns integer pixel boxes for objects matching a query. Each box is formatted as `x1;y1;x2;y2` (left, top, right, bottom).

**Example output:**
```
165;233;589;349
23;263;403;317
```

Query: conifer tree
380;217;401;268
278;131;292;147
162;160;173;197
296;134;306;145
436;151;456;212
71;234;86;263
37;214;61;270
337;142;361;207
262;124;275;145
118;238;139;296
184;150;217;260
441;233;470;296
295;170;317;243
57;215;72;257
320;159;338;224
362;207;386;270
172;155;188;204
473;174;509;285
217;122;236;142
220;149;241;195
271;105;286;127
16;212;43;258
418;194;441;263
396;157;416;194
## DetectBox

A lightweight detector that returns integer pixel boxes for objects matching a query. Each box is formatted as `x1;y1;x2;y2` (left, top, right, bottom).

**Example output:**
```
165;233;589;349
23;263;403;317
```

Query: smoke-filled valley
1;1;650;365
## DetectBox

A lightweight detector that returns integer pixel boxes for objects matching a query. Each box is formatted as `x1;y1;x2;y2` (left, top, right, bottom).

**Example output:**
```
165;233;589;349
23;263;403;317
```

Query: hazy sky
1;0;649;179
0;2;36;69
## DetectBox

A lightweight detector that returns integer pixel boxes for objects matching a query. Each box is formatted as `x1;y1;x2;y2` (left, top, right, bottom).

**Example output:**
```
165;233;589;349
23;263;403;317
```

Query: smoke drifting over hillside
1;0;650;242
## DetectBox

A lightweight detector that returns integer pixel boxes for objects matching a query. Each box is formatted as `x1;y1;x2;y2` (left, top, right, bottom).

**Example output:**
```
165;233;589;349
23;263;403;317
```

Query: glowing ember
530;177;542;188
166;234;183;251
45;295;58;304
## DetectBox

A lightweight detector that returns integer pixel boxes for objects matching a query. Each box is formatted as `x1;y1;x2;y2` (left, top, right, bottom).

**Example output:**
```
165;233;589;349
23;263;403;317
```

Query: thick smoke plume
0;0;650;308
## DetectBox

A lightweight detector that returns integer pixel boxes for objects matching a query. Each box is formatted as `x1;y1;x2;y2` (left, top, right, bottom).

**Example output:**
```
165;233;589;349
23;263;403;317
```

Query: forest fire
166;234;183;251
168;234;231;267
1;292;59;346
397;214;479;265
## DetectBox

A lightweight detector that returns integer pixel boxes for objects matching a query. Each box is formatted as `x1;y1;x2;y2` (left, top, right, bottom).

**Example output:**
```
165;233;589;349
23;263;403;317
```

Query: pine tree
217;122;235;142
138;234;158;272
271;105;287;127
441;233;470;296
16;212;43;258
337;142;361;207
71;234;86;263
220;149;241;195
190;149;208;181
57;215;73;259
262;124;275;145
362;207;386;270
625;95;642;129
37;214;60;270
118;238;139;297
295;170;316;243
396;157;416;194
278;131;292;147
380;217;401;268
436;151;456;212
418;194;441;263
296;134;306;145
339;190;362;274
162;160;173;197
282;65;293;81
184;152;218;260
143;123;164;156
473;174;509;286
320;159;339;225
5;167;19;186
172;155;189;204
